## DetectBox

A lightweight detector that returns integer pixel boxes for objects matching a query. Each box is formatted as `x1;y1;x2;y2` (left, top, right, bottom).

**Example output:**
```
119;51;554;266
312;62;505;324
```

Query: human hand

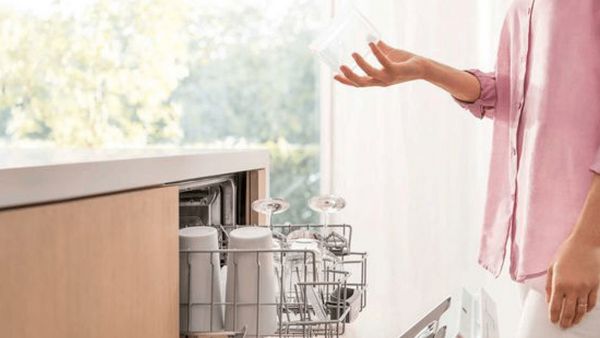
546;235;600;328
333;40;427;87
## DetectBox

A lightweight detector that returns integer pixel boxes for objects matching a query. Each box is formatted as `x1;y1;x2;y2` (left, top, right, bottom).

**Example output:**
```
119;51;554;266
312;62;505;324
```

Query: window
0;0;325;223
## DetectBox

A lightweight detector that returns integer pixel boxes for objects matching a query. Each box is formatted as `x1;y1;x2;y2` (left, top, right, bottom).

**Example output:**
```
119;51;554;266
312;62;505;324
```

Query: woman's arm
546;174;600;328
333;41;481;102
421;58;482;103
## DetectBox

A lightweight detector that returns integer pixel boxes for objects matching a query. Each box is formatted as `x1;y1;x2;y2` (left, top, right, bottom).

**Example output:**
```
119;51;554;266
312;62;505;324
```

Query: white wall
322;1;522;337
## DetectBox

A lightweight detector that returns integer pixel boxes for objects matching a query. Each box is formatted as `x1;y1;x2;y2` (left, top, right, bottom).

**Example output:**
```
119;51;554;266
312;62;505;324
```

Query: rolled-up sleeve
453;69;497;119
591;149;600;175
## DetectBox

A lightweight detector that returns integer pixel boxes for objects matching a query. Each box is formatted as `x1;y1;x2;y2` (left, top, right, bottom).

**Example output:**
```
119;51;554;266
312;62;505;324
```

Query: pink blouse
457;0;600;281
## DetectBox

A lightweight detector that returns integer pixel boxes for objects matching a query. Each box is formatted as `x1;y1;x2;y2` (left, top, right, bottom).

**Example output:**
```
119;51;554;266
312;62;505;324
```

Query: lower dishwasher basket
180;224;368;338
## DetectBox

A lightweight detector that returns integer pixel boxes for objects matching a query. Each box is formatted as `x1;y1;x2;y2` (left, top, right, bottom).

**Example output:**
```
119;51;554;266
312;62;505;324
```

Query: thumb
545;265;553;303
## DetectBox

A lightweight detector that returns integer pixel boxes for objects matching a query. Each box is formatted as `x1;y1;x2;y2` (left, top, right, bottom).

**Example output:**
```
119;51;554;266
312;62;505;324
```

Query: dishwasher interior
179;173;246;229
177;173;368;338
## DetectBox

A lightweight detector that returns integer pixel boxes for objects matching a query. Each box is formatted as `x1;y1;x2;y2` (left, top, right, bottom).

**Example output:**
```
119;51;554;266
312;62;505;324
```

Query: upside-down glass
308;194;349;256
283;238;341;308
310;4;381;73
285;195;346;243
308;195;346;234
251;198;290;227
284;195;347;308
251;198;289;245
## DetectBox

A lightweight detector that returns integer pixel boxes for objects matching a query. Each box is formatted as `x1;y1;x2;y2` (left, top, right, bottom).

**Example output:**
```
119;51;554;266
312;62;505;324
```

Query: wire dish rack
180;224;368;338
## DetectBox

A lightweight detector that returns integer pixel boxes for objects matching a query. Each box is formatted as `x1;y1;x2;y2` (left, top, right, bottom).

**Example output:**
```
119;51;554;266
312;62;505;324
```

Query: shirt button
527;7;532;15
511;147;517;156
517;102;523;109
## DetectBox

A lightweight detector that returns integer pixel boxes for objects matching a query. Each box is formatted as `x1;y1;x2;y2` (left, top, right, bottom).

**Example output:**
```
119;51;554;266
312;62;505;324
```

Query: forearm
419;57;481;103
571;174;600;247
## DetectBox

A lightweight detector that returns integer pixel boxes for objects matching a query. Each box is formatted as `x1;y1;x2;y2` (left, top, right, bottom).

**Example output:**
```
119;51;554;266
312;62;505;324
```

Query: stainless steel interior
178;173;246;229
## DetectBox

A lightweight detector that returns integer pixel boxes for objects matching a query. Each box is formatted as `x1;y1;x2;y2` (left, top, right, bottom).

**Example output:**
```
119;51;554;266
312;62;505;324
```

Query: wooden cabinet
247;168;268;225
0;187;179;338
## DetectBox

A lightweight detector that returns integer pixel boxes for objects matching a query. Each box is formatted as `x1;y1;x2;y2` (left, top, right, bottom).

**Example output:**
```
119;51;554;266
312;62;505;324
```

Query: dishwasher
176;173;368;338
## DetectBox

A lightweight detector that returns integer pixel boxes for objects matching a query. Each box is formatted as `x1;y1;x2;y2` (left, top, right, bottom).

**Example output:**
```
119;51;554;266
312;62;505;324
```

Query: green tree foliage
0;0;189;146
173;0;321;144
267;140;320;224
0;0;321;223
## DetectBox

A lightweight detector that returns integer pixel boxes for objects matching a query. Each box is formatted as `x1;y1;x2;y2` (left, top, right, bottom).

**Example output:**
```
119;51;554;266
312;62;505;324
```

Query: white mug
225;227;277;337
179;226;224;333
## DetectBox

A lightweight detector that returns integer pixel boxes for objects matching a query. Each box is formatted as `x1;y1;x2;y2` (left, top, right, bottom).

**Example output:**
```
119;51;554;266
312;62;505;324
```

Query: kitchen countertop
0;148;270;209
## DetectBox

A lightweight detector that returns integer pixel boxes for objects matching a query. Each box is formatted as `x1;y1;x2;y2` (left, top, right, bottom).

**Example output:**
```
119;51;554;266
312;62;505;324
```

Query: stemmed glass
309;194;348;256
285;194;347;246
308;194;346;234
251;197;290;249
251;198;290;227
286;195;348;305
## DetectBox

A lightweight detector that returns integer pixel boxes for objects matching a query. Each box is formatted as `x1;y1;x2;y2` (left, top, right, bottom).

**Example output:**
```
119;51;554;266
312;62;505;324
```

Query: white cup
179;226;224;333
225;227;277;337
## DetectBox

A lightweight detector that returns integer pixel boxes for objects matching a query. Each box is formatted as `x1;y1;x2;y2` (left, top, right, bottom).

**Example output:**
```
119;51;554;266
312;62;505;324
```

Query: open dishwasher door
398;289;499;338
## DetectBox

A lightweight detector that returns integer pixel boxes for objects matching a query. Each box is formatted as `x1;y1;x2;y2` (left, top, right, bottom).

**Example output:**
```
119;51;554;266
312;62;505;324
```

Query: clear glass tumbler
310;4;381;73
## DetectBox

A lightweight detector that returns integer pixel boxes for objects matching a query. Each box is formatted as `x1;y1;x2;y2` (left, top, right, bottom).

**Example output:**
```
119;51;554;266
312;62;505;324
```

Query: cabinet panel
246;169;268;224
0;187;179;338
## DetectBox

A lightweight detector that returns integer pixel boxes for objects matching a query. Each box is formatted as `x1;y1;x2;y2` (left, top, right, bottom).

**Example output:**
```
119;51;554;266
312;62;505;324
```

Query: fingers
573;296;589;325
588;286;598;312
546;266;553;303
352;53;384;79
334;75;358;87
549;285;564;324
369;42;394;69
339;65;381;87
376;40;393;53
560;294;578;328
547;277;598;328
574;286;599;325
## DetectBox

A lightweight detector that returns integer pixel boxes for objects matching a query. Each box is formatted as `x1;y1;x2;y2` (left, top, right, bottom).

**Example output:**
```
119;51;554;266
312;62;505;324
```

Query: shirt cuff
590;148;600;175
453;69;496;119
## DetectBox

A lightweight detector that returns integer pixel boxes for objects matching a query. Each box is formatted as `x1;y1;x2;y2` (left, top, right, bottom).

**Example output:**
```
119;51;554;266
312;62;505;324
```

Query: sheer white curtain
320;1;521;337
